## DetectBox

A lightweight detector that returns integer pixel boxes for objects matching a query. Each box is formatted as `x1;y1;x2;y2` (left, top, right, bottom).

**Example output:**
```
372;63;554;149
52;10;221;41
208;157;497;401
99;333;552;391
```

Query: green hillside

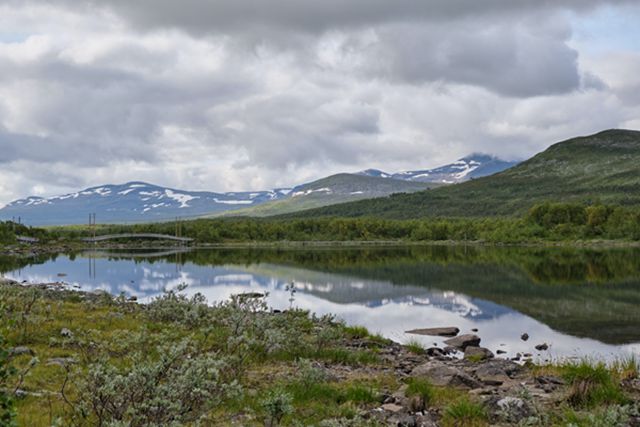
281;129;640;219
221;173;441;217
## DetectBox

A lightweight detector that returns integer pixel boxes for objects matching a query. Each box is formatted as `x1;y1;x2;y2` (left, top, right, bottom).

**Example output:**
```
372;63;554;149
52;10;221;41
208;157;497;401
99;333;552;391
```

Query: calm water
2;246;640;361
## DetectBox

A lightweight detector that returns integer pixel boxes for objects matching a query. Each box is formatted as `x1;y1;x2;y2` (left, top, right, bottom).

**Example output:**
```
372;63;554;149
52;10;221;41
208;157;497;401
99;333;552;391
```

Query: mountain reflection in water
3;245;640;360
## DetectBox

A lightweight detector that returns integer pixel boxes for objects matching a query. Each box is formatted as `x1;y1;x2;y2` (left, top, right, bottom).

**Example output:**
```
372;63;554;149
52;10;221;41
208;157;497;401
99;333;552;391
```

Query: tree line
2;202;640;245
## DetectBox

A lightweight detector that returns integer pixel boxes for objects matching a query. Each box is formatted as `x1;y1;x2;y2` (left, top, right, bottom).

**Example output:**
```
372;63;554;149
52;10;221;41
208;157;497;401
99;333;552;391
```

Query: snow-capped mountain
0;182;291;225
357;154;518;184
0;154;518;226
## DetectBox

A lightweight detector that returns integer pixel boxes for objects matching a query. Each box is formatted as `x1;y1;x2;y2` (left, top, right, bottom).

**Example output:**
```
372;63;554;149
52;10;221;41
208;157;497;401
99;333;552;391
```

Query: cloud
0;0;638;206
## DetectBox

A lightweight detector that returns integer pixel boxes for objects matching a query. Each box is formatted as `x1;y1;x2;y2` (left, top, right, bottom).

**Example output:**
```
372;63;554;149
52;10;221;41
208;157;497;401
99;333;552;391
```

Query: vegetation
0;283;638;425
3;200;639;247
279;129;640;219
0;283;390;426
441;398;488;427
0;335;16;427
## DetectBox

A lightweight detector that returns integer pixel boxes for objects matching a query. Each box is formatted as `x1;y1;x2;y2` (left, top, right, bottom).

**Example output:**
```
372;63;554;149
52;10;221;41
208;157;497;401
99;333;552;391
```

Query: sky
0;0;639;205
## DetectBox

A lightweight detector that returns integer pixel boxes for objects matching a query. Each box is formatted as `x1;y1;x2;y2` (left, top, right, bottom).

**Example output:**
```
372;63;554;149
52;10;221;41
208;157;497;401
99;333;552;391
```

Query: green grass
405;339;426;355
282;129;640;219
561;360;629;408
441;398;488;427
405;378;434;412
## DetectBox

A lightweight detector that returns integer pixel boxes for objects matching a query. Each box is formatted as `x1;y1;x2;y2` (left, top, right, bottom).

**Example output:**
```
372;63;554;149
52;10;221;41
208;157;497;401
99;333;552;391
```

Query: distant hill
0;151;520;225
221;173;441;217
281;129;640;219
357;154;518;184
0;182;291;226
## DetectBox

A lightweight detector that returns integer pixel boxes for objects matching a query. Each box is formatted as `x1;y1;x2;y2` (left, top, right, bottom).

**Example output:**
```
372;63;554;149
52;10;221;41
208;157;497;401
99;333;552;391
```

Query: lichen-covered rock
443;334;481;350
464;346;494;361
412;361;482;389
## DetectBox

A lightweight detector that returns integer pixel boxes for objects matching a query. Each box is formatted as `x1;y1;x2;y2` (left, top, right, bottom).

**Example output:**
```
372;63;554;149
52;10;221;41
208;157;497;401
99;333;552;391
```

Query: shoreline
2;238;640;257
1;279;639;426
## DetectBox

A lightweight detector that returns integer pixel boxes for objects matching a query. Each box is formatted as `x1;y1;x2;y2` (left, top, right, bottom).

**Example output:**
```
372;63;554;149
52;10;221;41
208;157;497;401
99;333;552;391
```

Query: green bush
0;335;17;427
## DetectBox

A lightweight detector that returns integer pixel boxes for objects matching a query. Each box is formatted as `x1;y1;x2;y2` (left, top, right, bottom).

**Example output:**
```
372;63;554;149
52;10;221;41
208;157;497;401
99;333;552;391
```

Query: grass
405;339;426;355
0;285;388;426
441;398;488;427
405;377;433;412
562;360;629;408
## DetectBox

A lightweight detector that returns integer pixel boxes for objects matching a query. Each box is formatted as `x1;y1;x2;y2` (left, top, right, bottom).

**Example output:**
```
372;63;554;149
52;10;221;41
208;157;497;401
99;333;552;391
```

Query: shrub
0;335;17;427
261;388;293;427
72;340;239;426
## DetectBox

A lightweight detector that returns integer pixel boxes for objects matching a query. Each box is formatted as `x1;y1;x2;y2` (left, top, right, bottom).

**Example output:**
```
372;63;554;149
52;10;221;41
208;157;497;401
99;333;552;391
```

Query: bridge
81;233;194;243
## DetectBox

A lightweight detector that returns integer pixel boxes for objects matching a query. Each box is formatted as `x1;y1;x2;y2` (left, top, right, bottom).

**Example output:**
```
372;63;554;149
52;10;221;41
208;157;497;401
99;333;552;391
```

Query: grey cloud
20;0;636;34
368;19;581;97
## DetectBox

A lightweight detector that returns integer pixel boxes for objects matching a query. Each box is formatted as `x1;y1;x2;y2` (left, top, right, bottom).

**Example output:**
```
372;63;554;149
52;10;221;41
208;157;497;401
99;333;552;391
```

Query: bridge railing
81;233;194;243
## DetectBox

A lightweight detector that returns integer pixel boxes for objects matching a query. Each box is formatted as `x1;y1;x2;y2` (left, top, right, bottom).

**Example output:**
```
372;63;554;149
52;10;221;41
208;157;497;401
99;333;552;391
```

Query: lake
2;245;639;362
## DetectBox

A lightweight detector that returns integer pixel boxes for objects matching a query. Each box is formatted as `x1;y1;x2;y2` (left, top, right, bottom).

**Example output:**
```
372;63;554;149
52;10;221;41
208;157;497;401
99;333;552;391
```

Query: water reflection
2;246;640;361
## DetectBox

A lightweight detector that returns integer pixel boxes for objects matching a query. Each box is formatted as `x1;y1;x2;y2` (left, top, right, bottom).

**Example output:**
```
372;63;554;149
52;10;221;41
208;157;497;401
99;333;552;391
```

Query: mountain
219;173;441;217
0;182;292;226
0;152;520;225
356;154;518;184
280;129;640;219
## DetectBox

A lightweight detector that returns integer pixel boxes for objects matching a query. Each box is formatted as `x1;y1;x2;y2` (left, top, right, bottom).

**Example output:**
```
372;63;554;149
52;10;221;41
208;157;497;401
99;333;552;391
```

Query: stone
381;403;404;413
535;376;565;386
471;328;479;332
412;361;482;389
443;346;458;355
443;334;481;350
394;414;417;427
496;349;507;355
521;333;529;341
474;359;523;386
425;347;445;357
405;327;459;337
492;396;533;424
464;346;494;361
9;346;35;357
60;328;73;338
535;343;549;351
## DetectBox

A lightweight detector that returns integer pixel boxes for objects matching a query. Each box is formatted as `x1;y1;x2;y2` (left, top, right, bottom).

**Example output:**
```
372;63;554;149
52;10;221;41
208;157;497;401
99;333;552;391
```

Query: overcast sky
0;0;639;205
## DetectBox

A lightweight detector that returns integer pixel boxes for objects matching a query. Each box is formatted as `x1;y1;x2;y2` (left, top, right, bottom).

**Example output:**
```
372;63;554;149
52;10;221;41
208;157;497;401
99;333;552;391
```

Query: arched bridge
81;233;194;243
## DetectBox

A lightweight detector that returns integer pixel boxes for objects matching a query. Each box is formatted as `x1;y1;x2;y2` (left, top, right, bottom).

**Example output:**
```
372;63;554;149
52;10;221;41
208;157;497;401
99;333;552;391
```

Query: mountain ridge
0;152;519;225
278;129;640;219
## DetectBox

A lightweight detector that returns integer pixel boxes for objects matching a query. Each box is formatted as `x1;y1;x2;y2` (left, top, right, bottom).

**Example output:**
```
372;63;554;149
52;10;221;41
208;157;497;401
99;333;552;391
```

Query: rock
535;343;548;351
425;347;445;357
464;346;494;361
443;346;458;355
474;359;523;386
381;403;404;413
535;376;565;385
9;346;35;357
496;349;507;355
60;328;73;338
521;333;529;341
491;396;533;424
412;361;482;389
405;327;459;337
471;328;479;332
443;334;481;350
